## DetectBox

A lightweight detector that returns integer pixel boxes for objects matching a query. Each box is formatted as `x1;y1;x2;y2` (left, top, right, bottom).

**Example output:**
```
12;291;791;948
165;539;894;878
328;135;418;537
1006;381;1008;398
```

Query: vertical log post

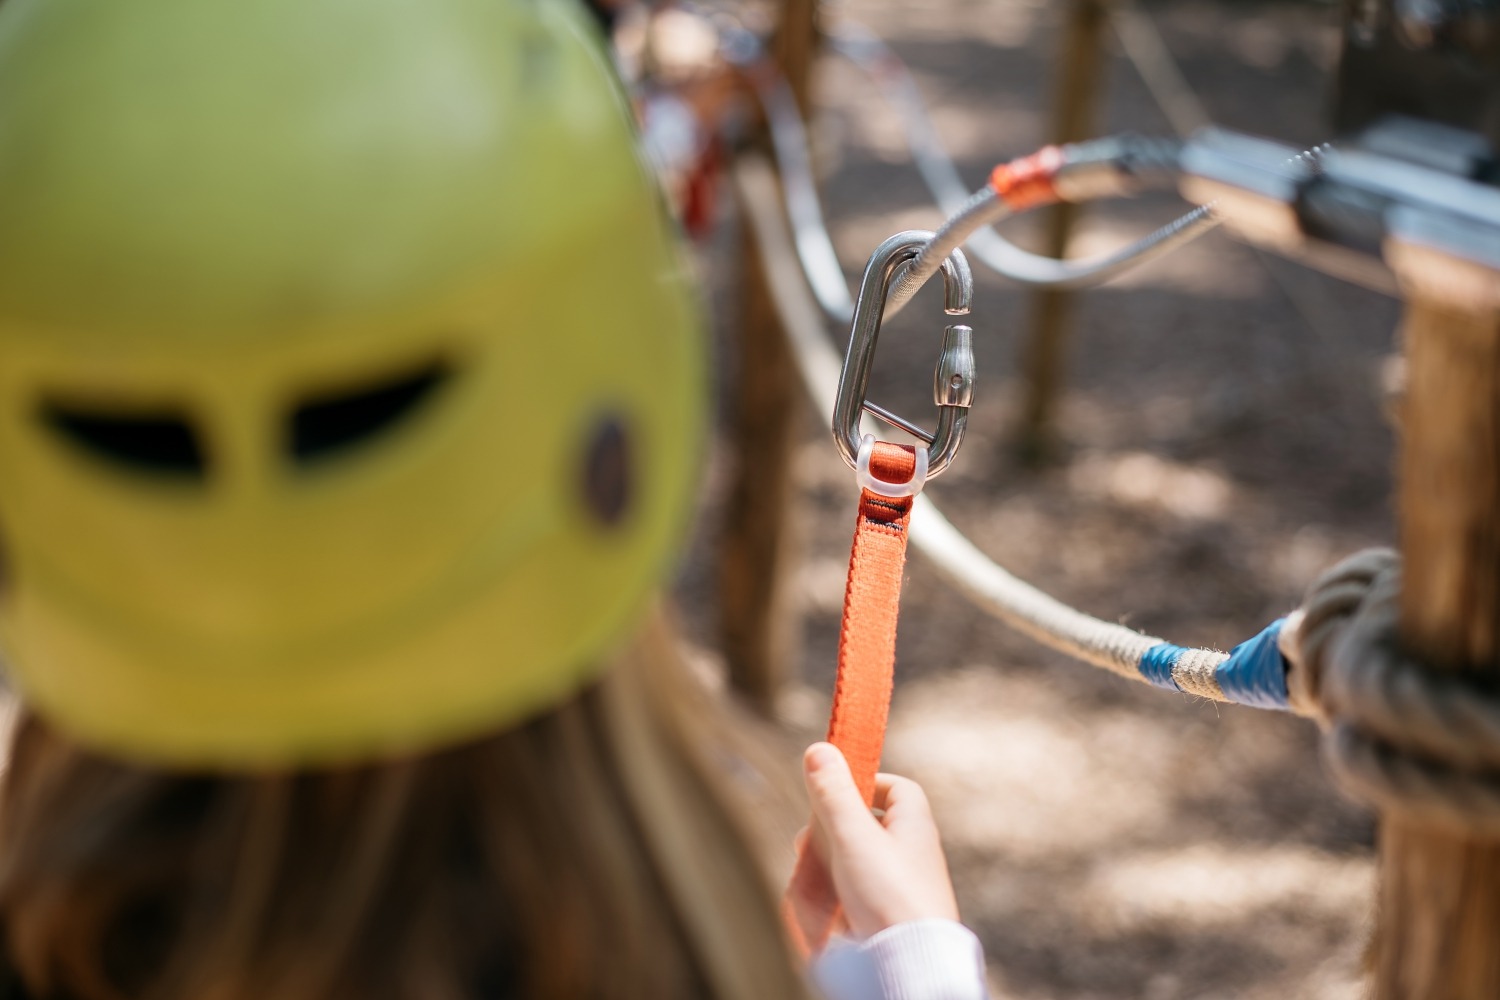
1014;0;1108;464
1380;299;1500;998
719;0;820;714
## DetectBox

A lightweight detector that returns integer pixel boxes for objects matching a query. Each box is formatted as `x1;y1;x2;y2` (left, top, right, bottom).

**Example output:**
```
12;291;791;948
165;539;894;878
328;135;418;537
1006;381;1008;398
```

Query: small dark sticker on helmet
581;415;632;528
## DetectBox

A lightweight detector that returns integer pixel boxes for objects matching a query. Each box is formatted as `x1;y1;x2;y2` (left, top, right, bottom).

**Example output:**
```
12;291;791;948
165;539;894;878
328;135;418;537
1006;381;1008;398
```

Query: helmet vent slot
290;361;450;464
40;403;206;477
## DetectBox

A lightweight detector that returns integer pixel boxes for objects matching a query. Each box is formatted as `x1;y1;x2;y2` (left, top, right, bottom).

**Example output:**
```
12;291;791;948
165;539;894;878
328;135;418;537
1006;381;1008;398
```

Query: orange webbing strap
783;441;917;956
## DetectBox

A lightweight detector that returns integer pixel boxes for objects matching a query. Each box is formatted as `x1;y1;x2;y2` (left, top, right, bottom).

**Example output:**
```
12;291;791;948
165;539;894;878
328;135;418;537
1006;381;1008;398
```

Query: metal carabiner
832;230;975;488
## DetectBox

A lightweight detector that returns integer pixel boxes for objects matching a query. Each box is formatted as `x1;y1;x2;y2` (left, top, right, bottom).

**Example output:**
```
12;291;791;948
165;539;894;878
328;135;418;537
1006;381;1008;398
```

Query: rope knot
1286;548;1500;834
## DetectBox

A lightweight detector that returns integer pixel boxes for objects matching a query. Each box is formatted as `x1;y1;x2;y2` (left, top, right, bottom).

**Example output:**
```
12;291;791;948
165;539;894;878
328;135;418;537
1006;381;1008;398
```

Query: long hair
0;610;809;1000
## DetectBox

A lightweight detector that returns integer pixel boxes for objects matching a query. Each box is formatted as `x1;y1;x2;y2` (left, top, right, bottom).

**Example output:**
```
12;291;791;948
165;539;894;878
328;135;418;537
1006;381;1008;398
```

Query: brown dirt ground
675;1;1399;996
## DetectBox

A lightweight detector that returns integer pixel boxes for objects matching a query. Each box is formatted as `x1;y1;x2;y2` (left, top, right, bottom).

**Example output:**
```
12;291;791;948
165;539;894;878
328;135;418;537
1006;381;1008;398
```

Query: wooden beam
1380;299;1500;997
718;0;820;714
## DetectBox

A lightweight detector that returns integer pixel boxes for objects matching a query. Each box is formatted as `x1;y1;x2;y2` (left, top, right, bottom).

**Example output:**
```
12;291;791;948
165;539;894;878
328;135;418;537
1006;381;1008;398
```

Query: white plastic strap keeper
855;433;929;498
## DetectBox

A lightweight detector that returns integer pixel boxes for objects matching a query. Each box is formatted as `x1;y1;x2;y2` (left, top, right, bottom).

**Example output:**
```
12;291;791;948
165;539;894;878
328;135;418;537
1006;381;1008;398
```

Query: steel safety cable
742;57;858;322
734;31;1216;324
827;22;1221;291
882;134;1191;317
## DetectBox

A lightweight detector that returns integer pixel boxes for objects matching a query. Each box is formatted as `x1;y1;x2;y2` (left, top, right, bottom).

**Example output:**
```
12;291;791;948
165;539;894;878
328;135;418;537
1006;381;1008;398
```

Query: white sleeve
810;919;989;1000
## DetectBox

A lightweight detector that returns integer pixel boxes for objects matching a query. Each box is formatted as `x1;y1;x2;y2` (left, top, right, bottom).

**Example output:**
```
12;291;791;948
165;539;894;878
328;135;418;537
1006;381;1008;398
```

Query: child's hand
789;741;960;941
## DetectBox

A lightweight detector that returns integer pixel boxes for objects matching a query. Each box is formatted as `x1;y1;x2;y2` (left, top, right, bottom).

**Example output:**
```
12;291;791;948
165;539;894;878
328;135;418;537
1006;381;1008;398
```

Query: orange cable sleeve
988;144;1066;211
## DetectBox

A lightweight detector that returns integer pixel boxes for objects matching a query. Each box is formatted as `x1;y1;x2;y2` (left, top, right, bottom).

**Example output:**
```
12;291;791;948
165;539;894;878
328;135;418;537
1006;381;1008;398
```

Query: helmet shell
0;0;705;765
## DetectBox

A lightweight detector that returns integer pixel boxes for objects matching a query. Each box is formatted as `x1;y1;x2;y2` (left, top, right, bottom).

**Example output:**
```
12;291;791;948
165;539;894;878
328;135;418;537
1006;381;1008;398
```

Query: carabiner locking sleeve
832;230;975;485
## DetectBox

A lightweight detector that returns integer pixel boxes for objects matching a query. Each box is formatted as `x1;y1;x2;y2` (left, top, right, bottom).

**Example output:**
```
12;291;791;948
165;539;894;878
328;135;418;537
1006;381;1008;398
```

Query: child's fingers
784;847;840;947
871;773;928;814
872;772;936;831
803;743;881;849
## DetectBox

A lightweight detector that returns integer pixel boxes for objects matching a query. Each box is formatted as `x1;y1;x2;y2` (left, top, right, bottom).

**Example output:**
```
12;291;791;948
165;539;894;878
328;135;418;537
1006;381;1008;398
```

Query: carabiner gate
832;230;975;485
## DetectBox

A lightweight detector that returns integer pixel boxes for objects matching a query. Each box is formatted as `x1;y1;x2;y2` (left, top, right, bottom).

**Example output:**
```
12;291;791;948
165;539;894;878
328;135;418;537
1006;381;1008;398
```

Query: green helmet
0;0;705;766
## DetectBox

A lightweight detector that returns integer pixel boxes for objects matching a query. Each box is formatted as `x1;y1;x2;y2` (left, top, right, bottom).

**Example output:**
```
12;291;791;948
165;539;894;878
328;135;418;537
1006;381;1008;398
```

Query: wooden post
1378;298;1500;998
770;0;820;119
718;0;820;714
1014;0;1109;464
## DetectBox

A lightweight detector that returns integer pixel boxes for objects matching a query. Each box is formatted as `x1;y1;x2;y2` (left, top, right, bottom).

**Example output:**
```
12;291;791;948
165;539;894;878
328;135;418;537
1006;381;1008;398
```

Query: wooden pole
718;0;820;714
770;0;820;119
1014;0;1109;464
1380;298;1500;997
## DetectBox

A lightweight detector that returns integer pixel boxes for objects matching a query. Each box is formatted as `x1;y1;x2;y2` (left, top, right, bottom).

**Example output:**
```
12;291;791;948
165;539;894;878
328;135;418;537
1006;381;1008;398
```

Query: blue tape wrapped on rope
1214;617;1290;709
1136;617;1291;709
1138;642;1184;692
